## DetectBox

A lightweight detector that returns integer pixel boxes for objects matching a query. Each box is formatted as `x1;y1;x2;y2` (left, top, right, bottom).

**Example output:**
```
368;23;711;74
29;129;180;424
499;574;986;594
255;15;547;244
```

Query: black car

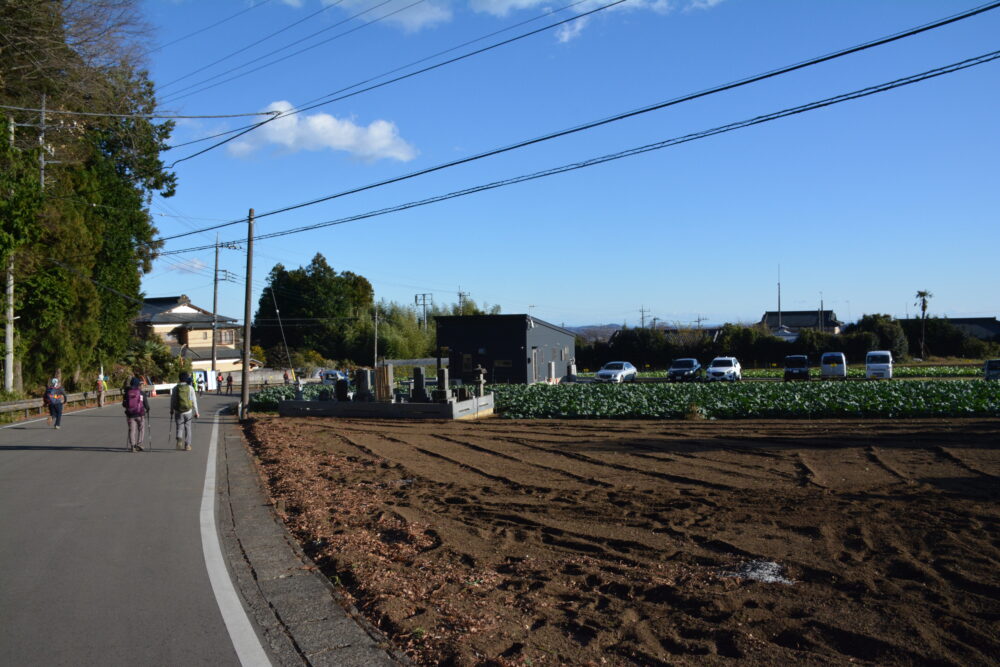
668;358;702;382
783;355;810;381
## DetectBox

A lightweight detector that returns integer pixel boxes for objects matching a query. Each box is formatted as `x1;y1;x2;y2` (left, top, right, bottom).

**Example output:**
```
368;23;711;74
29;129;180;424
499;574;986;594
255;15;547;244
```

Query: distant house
761;310;843;335
436;315;575;384
135;295;247;373
945;317;1000;341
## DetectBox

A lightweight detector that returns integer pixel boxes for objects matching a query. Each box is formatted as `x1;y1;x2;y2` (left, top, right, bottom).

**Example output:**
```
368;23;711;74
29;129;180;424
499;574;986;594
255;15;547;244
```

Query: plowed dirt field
246;417;1000;666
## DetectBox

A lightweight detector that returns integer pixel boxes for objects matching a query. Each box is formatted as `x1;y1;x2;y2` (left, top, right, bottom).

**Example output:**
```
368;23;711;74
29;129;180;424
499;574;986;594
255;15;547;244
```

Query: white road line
201;411;272;667
1;405;102;429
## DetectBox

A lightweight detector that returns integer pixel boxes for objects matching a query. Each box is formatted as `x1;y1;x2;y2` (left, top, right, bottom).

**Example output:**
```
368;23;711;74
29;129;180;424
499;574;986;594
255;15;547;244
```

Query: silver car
595;361;638;383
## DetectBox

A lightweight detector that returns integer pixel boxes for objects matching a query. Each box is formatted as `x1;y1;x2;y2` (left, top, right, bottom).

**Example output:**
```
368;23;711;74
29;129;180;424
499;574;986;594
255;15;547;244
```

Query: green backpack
172;383;193;413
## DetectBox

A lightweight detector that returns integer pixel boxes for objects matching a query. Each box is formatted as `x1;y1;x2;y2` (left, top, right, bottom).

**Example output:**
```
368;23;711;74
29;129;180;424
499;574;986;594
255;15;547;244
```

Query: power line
164;0;599;149
156;0;346;92
159;0;422;105
155;0;1000;241
155;48;1000;256
141;0;277;57
163;0;628;166
0;104;281;120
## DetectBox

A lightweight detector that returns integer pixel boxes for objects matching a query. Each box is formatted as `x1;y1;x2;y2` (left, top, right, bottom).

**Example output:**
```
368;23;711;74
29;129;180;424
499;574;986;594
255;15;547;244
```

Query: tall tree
1;0;173;390
914;290;933;359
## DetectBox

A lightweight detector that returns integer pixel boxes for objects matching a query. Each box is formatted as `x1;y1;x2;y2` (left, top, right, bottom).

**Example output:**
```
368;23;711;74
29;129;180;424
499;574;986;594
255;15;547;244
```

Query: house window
219;330;235;345
202;331;208;341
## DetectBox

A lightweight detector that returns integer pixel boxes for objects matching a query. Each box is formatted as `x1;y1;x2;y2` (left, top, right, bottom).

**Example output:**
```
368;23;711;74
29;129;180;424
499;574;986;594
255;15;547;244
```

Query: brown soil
245;417;1000;666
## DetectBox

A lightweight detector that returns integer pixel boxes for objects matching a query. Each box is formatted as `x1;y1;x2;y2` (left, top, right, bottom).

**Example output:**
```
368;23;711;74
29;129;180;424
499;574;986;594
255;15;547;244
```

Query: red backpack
125;387;145;417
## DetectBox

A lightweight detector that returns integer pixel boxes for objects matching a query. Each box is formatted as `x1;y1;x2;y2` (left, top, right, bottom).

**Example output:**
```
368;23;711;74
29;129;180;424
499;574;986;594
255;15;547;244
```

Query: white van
820;352;848;380
865;351;893;379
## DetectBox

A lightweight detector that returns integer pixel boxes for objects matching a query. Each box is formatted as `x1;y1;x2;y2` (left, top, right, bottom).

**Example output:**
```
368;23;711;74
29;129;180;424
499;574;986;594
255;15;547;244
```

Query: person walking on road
170;373;200;451
96;375;107;408
226;373;233;395
216;371;223;395
43;378;66;429
122;377;150;452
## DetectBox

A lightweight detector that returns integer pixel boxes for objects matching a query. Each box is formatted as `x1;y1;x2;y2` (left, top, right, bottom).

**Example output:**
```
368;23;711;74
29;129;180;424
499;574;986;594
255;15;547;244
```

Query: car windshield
785;358;808;368
602;363;624;370
868;354;891;364
822;354;842;363
987;360;1000;370
671;359;695;369
711;359;733;368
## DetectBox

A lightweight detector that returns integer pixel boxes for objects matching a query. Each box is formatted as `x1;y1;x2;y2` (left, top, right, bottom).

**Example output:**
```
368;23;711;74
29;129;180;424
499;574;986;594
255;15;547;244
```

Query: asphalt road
0;393;261;666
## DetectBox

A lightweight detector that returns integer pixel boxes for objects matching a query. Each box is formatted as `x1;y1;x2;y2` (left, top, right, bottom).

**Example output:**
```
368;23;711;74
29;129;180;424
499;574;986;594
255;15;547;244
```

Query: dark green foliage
898;317;1000;359
253;254;375;362
1;2;174;390
846;314;909;359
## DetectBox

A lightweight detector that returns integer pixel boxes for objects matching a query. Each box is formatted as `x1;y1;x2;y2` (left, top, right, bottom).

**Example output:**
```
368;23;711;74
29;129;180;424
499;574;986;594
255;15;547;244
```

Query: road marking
1;405;102;429
201;411;272;667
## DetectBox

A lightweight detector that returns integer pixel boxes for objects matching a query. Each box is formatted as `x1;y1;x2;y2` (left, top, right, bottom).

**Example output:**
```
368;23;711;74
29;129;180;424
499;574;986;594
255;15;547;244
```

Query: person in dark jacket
43;378;66;429
122;376;150;452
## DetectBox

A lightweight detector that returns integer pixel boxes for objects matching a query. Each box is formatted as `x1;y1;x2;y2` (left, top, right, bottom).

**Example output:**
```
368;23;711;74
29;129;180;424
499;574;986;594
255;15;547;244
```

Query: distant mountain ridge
565;324;622;342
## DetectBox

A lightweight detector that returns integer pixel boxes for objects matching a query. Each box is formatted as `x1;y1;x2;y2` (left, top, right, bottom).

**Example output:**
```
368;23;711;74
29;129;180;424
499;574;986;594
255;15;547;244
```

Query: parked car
865;351;893;379
706;357;741;381
820;352;848;380
984;359;1000;380
783;355;810;381
595;361;638;383
668;358;702;382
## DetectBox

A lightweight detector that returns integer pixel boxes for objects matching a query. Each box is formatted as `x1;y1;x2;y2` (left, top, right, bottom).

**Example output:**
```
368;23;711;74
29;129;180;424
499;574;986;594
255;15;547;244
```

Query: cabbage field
489;380;1000;419
249;384;326;411
579;366;981;379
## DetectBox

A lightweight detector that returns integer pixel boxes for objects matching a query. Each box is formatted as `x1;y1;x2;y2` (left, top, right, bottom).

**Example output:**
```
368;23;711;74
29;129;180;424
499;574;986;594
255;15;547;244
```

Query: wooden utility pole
240;209;254;418
211;234;220;383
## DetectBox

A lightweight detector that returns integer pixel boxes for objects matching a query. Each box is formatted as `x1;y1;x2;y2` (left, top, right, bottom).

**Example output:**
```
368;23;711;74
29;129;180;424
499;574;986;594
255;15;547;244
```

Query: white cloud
470;0;726;37
165;258;208;274
556;15;588;43
330;0;452;32
228;100;418;162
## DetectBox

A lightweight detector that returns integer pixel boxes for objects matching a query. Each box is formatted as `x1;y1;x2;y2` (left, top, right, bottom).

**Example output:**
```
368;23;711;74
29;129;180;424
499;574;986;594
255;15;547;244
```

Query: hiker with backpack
170;372;200;451
43;378;66;429
122;377;150;452
96;375;107;408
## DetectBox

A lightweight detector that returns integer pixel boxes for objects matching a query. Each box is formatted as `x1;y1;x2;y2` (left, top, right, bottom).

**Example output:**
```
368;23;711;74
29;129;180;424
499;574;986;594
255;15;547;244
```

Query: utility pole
211;234;220;382
240;209;254;419
694;315;707;329
639;306;649;329
414;293;432;330
458;289;470;313
373;297;378;368
651;316;659;331
4;118;14;391
819;292;824;334
5;97;61;391
777;264;782;330
4;262;13;392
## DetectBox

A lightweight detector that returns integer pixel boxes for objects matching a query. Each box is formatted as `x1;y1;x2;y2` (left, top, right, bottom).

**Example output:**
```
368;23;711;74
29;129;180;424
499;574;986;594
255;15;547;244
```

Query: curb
215;412;405;666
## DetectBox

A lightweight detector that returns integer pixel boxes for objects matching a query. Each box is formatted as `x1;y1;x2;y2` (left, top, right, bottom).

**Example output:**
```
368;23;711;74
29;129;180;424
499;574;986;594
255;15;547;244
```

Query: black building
436;315;576;384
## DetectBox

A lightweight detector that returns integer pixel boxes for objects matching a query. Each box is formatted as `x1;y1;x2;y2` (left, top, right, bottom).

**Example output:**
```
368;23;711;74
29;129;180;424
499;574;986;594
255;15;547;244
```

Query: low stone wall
277;394;494;420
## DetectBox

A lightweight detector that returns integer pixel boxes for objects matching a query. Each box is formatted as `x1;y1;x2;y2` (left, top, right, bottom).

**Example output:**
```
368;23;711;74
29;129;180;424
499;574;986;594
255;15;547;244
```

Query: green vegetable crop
489;381;1000;419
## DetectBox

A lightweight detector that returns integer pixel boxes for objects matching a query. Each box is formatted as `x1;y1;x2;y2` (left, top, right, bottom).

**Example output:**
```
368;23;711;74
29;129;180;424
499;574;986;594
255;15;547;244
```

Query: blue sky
140;0;1000;327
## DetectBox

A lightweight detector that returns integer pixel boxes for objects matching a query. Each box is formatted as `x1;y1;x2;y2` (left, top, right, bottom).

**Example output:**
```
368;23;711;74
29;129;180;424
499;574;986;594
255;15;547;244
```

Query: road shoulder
215;412;402;666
